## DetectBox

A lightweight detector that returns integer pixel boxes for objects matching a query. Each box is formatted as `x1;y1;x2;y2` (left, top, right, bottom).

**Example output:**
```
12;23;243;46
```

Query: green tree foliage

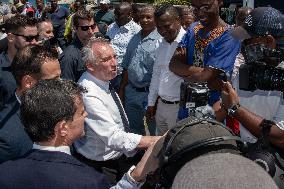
155;0;189;5
135;0;190;5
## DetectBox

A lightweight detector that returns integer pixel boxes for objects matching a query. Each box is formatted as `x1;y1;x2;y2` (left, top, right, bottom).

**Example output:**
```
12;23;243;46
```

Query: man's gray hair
81;36;110;66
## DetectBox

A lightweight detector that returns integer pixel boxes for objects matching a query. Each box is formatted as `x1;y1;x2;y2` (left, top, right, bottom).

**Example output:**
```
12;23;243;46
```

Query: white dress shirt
148;27;186;106
75;72;142;161
232;55;284;143
106;20;141;75
33;143;71;155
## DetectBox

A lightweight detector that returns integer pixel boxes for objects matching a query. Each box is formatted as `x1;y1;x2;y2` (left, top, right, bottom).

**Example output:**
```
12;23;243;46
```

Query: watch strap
228;103;241;117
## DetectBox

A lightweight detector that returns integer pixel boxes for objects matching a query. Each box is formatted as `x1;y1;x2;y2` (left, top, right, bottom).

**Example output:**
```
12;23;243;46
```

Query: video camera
179;81;214;119
239;42;284;92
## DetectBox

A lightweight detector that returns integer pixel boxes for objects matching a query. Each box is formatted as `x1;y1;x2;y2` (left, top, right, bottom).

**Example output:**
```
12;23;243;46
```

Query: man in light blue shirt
106;2;141;91
119;5;161;136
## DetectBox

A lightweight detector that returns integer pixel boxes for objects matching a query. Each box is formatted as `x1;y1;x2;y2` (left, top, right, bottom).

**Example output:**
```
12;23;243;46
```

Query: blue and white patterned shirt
106;20;141;75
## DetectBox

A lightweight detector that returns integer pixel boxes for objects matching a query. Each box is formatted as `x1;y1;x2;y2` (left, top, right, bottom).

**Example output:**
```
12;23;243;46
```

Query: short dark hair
5;14;37;33
115;2;132;14
11;45;58;86
73;9;94;28
140;4;156;13
20;79;86;143
154;3;179;20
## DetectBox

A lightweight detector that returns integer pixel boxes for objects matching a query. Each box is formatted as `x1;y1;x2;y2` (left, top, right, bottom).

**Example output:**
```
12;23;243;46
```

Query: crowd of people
0;0;284;188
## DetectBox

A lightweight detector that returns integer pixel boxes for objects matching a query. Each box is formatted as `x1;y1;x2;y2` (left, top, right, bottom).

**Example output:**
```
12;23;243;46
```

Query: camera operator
220;7;284;187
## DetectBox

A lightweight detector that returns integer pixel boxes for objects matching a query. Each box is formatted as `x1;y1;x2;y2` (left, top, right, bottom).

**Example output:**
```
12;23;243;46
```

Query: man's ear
86;62;95;72
266;35;277;49
21;75;37;90
7;33;15;43
56;120;68;137
73;25;78;33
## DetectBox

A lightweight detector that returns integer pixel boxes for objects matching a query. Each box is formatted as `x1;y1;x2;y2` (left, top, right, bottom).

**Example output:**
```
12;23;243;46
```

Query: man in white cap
94;0;115;35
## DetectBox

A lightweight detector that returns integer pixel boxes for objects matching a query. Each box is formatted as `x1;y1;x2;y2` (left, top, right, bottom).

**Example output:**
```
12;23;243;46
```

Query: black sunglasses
13;33;39;42
78;24;96;31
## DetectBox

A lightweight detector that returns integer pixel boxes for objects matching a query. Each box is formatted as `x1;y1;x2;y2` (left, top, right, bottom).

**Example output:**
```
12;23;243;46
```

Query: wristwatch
227;103;241;117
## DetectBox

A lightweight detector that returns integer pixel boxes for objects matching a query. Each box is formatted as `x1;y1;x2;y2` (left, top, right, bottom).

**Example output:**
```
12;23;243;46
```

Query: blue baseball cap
231;7;284;41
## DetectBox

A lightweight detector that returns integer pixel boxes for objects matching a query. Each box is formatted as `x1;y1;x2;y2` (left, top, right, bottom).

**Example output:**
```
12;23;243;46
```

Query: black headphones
158;117;247;188
162;117;246;163
158;118;284;188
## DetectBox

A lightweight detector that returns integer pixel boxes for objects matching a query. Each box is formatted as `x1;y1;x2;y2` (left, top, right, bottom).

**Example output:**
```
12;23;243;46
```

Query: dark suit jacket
0;37;8;54
0;94;33;163
0;150;111;189
0;52;16;108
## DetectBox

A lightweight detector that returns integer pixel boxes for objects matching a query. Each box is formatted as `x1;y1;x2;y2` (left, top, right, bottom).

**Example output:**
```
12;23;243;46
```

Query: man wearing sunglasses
60;9;101;82
0;15;38;109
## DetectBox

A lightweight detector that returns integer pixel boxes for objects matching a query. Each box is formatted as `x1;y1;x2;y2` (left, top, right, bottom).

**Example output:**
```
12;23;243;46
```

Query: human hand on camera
221;81;240;109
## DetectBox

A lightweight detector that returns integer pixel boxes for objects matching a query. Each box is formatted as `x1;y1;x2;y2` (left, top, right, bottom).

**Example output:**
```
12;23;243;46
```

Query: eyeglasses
78;24;96;31
12;33;39;42
191;2;215;13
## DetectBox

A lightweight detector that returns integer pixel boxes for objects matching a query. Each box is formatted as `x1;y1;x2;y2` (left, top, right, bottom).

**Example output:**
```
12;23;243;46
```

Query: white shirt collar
162;26;185;44
33;143;71;155
15;92;21;104
86;71;110;92
115;19;135;31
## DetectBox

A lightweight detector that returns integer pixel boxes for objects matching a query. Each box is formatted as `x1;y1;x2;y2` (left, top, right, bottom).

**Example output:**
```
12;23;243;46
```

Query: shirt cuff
112;168;141;189
276;121;284;130
126;166;145;188
124;133;142;155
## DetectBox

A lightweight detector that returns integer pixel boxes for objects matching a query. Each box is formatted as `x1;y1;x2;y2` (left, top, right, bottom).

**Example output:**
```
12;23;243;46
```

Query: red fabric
226;116;240;135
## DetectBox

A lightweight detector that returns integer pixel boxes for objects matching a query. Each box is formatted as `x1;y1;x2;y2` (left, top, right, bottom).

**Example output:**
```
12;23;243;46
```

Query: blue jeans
124;85;156;136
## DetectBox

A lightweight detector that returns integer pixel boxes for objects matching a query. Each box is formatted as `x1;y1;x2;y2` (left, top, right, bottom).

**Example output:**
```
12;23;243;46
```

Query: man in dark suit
0;79;162;189
0;15;38;107
0;45;61;163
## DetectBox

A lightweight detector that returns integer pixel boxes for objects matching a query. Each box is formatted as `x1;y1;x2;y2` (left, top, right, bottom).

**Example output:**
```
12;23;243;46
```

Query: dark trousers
73;150;144;183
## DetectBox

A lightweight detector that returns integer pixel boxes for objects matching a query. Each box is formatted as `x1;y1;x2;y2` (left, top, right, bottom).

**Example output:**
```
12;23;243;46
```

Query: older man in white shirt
0;79;163;189
147;4;186;135
74;37;160;181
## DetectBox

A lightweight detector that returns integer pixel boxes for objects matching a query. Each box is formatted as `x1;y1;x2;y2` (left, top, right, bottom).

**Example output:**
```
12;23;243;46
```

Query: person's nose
111;56;117;66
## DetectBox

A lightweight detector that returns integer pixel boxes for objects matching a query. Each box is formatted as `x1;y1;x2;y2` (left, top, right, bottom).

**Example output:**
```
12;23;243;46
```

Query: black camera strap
259;119;284;171
259;119;274;149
